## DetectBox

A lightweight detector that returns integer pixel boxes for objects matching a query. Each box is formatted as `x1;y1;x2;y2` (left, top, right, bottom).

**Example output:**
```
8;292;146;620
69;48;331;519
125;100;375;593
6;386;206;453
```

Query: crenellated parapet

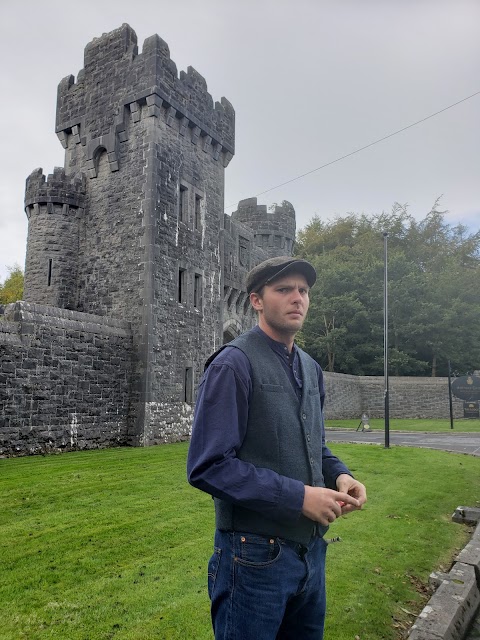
56;24;235;174
231;197;296;258
24;167;86;214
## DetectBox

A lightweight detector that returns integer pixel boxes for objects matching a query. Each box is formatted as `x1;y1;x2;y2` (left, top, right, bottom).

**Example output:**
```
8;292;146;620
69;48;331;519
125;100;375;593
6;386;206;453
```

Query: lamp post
383;232;390;448
447;360;454;429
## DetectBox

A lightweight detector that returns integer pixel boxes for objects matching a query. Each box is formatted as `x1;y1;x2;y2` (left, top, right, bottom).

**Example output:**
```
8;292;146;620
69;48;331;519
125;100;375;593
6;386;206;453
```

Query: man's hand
302;486;360;526
335;474;367;514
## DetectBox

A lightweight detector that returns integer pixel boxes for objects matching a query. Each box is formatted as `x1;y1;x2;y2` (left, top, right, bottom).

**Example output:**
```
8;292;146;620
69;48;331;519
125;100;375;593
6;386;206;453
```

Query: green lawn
326;417;480;432
1;443;478;640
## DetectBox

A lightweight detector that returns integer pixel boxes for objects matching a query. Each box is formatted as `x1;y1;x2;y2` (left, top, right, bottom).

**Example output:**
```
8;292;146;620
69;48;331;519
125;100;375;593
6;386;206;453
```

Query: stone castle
0;24;462;456
0;24;296;454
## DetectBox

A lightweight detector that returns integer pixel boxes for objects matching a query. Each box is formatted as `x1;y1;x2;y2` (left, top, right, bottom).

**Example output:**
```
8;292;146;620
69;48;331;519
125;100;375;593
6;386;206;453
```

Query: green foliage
0;443;477;639
0;264;24;304
296;201;480;376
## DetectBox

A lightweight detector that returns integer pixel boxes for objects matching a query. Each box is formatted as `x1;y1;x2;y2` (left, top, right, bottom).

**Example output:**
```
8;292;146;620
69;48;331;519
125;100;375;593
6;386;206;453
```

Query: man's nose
290;287;303;303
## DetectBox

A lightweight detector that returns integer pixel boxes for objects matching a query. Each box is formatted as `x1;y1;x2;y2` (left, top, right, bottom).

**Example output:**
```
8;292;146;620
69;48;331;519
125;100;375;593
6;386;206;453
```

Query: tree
296;202;480;376
0;265;24;304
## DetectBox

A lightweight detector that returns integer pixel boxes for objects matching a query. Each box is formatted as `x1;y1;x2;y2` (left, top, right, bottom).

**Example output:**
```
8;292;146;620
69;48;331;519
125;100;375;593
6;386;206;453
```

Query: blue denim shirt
187;326;352;524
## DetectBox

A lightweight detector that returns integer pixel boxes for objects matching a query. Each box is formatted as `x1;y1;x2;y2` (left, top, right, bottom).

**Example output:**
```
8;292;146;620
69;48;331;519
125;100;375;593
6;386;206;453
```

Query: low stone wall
0;305;469;458
324;372;464;420
323;372;362;419
0;301;133;455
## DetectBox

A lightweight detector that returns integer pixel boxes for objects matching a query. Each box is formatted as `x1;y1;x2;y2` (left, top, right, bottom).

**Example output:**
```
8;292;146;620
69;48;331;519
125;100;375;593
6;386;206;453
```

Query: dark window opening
184;367;193;403
47;259;53;286
194;273;202;309
178;268;187;304
195;194;202;230
180;185;188;222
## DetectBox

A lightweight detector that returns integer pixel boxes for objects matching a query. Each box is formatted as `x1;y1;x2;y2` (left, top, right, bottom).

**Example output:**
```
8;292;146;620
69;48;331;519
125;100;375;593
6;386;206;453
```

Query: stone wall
323;372;464;420
0;302;133;456
323;372;363;419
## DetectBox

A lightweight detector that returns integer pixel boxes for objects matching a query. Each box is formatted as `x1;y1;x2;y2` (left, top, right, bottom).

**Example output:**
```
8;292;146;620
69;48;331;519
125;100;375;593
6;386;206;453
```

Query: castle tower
24;167;85;309
232;197;296;258
221;198;296;343
25;24;235;445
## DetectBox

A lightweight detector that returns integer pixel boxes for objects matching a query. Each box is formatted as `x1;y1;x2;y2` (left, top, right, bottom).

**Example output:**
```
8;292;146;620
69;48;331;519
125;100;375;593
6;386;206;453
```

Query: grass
1;443;479;640
325;417;480;432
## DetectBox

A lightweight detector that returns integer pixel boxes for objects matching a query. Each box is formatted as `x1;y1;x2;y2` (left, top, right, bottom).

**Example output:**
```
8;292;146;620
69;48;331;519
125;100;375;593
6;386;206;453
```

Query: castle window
195;194;202;230
47;259;53;286
184;367;194;404
178;268;187;304
194;273;203;309
179;185;188;223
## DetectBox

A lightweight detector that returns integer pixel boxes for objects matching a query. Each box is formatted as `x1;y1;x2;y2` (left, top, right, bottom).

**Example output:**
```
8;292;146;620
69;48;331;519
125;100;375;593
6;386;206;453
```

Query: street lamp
383;232;390;448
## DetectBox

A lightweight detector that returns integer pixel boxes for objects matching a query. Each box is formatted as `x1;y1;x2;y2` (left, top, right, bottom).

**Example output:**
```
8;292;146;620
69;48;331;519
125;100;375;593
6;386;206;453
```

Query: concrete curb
407;507;480;640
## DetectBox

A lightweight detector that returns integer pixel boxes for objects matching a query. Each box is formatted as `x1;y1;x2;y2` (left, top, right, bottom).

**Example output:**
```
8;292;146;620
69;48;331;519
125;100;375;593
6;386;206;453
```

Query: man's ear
250;292;263;312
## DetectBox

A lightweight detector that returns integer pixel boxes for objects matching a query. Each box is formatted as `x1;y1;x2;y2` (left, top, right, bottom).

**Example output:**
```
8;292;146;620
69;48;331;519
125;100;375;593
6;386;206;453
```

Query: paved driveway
325;429;480;456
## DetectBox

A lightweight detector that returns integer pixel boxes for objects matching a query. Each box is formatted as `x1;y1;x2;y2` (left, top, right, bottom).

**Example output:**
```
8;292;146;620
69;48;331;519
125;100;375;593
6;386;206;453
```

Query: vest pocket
260;384;284;392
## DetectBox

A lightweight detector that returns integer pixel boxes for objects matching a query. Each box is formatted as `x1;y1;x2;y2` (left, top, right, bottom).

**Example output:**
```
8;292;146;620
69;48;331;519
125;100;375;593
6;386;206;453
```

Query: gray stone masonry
6;24;298;453
323;372;464;420
0;302;132;455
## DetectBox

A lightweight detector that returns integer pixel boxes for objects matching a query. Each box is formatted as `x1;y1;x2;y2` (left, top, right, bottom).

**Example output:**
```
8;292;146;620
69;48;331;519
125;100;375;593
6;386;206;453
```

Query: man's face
250;273;310;341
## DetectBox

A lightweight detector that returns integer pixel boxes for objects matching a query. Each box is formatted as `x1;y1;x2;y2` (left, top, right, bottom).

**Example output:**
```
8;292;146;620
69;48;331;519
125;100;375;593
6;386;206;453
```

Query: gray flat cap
246;256;316;294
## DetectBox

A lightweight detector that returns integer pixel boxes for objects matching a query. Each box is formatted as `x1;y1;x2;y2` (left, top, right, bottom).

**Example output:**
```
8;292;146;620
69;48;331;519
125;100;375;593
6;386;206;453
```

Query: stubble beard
264;312;305;340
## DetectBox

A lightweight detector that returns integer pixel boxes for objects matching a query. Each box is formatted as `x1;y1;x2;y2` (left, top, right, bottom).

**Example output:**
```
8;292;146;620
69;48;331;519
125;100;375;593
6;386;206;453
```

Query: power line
225;90;480;209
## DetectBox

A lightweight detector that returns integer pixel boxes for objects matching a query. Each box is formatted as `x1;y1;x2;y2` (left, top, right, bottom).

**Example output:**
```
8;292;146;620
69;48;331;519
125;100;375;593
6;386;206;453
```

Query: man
187;256;367;640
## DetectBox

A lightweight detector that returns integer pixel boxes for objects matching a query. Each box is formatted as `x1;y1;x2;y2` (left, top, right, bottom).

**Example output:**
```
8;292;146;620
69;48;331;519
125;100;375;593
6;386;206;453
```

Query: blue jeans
208;530;327;640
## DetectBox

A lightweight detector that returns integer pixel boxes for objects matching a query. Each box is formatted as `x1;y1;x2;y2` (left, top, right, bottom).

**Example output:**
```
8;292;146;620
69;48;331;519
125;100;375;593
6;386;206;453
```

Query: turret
24;167;86;309
232;197;296;258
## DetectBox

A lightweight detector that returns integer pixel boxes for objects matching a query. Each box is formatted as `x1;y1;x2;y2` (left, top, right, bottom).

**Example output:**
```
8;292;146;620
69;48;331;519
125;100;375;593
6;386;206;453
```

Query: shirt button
306;435;311;442
310;457;314;465
302;413;307;420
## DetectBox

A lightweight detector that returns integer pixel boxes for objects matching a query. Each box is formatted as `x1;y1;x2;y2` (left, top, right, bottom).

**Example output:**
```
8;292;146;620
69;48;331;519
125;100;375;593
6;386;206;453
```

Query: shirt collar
252;325;297;358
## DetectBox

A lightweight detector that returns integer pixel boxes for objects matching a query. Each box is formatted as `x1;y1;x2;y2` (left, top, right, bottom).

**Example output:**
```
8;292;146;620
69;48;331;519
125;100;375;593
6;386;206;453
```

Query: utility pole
383;232;390;448
448;360;454;429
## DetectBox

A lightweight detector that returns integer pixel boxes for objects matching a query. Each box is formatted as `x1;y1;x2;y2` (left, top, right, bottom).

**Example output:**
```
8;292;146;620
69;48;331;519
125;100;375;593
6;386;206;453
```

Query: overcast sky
1;0;479;281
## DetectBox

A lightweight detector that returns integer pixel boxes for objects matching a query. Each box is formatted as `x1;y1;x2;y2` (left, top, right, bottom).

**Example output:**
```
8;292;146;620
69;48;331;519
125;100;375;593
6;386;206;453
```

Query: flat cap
246;256;316;294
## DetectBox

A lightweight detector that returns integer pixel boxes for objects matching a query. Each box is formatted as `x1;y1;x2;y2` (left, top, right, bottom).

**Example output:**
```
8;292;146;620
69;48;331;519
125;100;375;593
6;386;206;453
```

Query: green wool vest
214;330;328;545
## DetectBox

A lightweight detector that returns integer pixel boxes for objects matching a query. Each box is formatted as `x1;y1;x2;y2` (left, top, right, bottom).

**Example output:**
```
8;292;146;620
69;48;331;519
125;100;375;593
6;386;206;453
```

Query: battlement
233;198;296;227
24;167;86;211
84;23;139;70
56;24;235;161
230;198;296;258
